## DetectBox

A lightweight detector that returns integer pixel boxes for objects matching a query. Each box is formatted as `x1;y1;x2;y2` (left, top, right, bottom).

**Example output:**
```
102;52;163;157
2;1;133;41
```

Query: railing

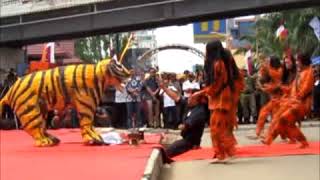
0;0;113;17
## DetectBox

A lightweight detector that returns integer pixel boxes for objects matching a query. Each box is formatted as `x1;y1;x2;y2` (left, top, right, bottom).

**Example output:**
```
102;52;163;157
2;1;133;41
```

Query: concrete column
0;47;24;82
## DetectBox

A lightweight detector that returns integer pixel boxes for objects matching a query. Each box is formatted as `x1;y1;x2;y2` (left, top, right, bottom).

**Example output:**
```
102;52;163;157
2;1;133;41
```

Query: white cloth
160;85;177;107
182;80;200;97
101;132;123;145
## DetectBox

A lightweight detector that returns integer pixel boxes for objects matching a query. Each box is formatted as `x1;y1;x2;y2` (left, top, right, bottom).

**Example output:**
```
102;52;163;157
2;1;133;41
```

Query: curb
235;122;320;131
141;148;163;180
201;121;320;133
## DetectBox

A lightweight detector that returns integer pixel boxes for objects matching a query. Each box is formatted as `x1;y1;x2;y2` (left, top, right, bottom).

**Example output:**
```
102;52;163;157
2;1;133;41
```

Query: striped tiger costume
0;59;130;147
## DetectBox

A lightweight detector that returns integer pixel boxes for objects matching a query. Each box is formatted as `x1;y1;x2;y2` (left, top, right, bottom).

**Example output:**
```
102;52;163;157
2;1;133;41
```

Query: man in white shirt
182;73;200;98
160;78;178;129
181;73;200;127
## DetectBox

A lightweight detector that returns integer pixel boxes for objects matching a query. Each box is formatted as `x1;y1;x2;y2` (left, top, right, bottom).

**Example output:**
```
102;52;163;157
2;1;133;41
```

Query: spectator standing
114;85;129;128
0;82;5;101
144;68;160;128
169;73;183;127
1;69;17;120
126;69;144;128
240;68;257;124
196;70;206;89
160;77;178;129
6;68;18;87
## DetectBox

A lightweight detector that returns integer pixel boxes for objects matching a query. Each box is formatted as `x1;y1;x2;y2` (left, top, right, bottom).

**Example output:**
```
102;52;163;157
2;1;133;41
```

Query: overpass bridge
0;0;319;47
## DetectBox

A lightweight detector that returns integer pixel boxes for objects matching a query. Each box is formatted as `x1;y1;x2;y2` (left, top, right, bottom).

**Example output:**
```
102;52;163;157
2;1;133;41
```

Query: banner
193;20;226;43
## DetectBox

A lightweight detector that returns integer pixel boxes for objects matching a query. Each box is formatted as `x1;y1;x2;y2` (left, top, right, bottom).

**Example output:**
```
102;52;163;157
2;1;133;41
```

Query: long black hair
297;52;311;66
282;55;296;84
269;55;281;69
204;39;239;91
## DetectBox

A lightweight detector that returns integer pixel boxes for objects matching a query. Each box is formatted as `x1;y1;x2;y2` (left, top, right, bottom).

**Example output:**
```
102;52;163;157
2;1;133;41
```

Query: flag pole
119;33;134;64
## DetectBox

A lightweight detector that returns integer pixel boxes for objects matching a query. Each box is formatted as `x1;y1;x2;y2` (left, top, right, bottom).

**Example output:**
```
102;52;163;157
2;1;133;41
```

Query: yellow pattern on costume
0;59;130;147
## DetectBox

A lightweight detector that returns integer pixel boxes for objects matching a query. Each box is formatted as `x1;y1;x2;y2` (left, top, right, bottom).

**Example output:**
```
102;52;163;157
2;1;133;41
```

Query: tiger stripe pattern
0;59;130;147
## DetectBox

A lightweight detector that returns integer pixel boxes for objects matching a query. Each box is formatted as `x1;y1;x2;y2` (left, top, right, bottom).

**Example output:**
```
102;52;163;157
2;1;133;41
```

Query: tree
75;33;130;63
235;7;320;60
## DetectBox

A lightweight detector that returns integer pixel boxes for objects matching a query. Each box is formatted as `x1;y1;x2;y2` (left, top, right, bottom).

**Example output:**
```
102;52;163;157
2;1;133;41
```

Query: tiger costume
0;59;130;147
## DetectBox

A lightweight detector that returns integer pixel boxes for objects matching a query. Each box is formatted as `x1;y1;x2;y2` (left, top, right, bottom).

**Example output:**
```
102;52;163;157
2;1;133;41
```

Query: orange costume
201;59;242;160
263;66;314;147
256;64;283;137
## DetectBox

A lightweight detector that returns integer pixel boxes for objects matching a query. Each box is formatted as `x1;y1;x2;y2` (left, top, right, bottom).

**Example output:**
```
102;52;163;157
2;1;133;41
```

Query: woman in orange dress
190;40;243;162
255;56;283;138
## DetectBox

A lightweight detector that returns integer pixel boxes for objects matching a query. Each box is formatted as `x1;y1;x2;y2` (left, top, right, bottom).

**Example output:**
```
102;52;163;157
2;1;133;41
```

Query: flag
275;25;288;40
245;49;253;75
309;16;320;41
41;42;55;63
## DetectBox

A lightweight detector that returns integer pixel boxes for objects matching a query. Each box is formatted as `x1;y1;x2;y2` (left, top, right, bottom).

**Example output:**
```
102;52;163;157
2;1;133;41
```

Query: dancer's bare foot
209;158;224;164
299;143;309;149
209;154;226;164
259;135;265;139
260;139;270;145
288;139;297;144
222;156;236;163
246;134;260;140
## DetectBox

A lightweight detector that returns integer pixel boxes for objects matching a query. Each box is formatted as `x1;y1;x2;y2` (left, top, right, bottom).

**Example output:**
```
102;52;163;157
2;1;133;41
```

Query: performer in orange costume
263;53;314;148
190;40;243;162
255;56;283;138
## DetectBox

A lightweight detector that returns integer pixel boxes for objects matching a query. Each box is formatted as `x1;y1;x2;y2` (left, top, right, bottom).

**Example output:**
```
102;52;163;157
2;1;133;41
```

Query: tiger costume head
99;59;131;91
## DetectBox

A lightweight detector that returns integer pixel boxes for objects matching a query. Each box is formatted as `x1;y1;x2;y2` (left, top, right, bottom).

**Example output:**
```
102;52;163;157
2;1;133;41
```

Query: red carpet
173;142;320;161
0;129;162;180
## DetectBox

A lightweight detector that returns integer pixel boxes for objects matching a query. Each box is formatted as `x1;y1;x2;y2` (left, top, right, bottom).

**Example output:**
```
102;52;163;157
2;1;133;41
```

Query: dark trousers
313;84;320;116
112;103;127;128
237;101;243;124
240;93;257;123
163;106;177;129
2;104;14;120
166;139;193;158
126;102;141;128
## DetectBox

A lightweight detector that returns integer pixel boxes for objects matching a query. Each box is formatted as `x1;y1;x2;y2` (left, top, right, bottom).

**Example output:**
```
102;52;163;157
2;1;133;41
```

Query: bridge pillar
0;47;25;82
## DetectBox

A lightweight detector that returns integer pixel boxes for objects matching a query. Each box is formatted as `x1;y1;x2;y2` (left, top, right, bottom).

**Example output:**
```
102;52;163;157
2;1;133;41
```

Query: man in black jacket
159;81;209;158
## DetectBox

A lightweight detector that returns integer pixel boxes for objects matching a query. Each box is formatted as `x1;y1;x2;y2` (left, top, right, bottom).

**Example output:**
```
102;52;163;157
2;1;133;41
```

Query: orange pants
210;110;236;160
264;101;308;146
256;99;279;136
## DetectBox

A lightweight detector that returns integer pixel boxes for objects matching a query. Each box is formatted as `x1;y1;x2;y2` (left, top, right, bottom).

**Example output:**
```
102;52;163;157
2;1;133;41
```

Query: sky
154;24;205;73
154;15;256;73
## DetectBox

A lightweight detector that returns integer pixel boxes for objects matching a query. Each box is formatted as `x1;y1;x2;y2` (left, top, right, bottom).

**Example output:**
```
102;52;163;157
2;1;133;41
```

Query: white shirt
115;83;131;103
182;80;200;97
160;85;177;108
115;89;130;103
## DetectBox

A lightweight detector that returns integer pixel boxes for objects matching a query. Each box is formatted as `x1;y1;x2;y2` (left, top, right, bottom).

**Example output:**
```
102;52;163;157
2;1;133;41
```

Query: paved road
159;121;320;180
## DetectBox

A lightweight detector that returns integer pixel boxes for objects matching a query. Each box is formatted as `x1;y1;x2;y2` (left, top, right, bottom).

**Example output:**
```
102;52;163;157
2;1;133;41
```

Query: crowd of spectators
1;54;320;130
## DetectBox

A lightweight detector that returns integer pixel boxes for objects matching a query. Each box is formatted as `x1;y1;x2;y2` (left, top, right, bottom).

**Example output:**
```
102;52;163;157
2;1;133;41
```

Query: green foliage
238;7;320;59
75;33;130;63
